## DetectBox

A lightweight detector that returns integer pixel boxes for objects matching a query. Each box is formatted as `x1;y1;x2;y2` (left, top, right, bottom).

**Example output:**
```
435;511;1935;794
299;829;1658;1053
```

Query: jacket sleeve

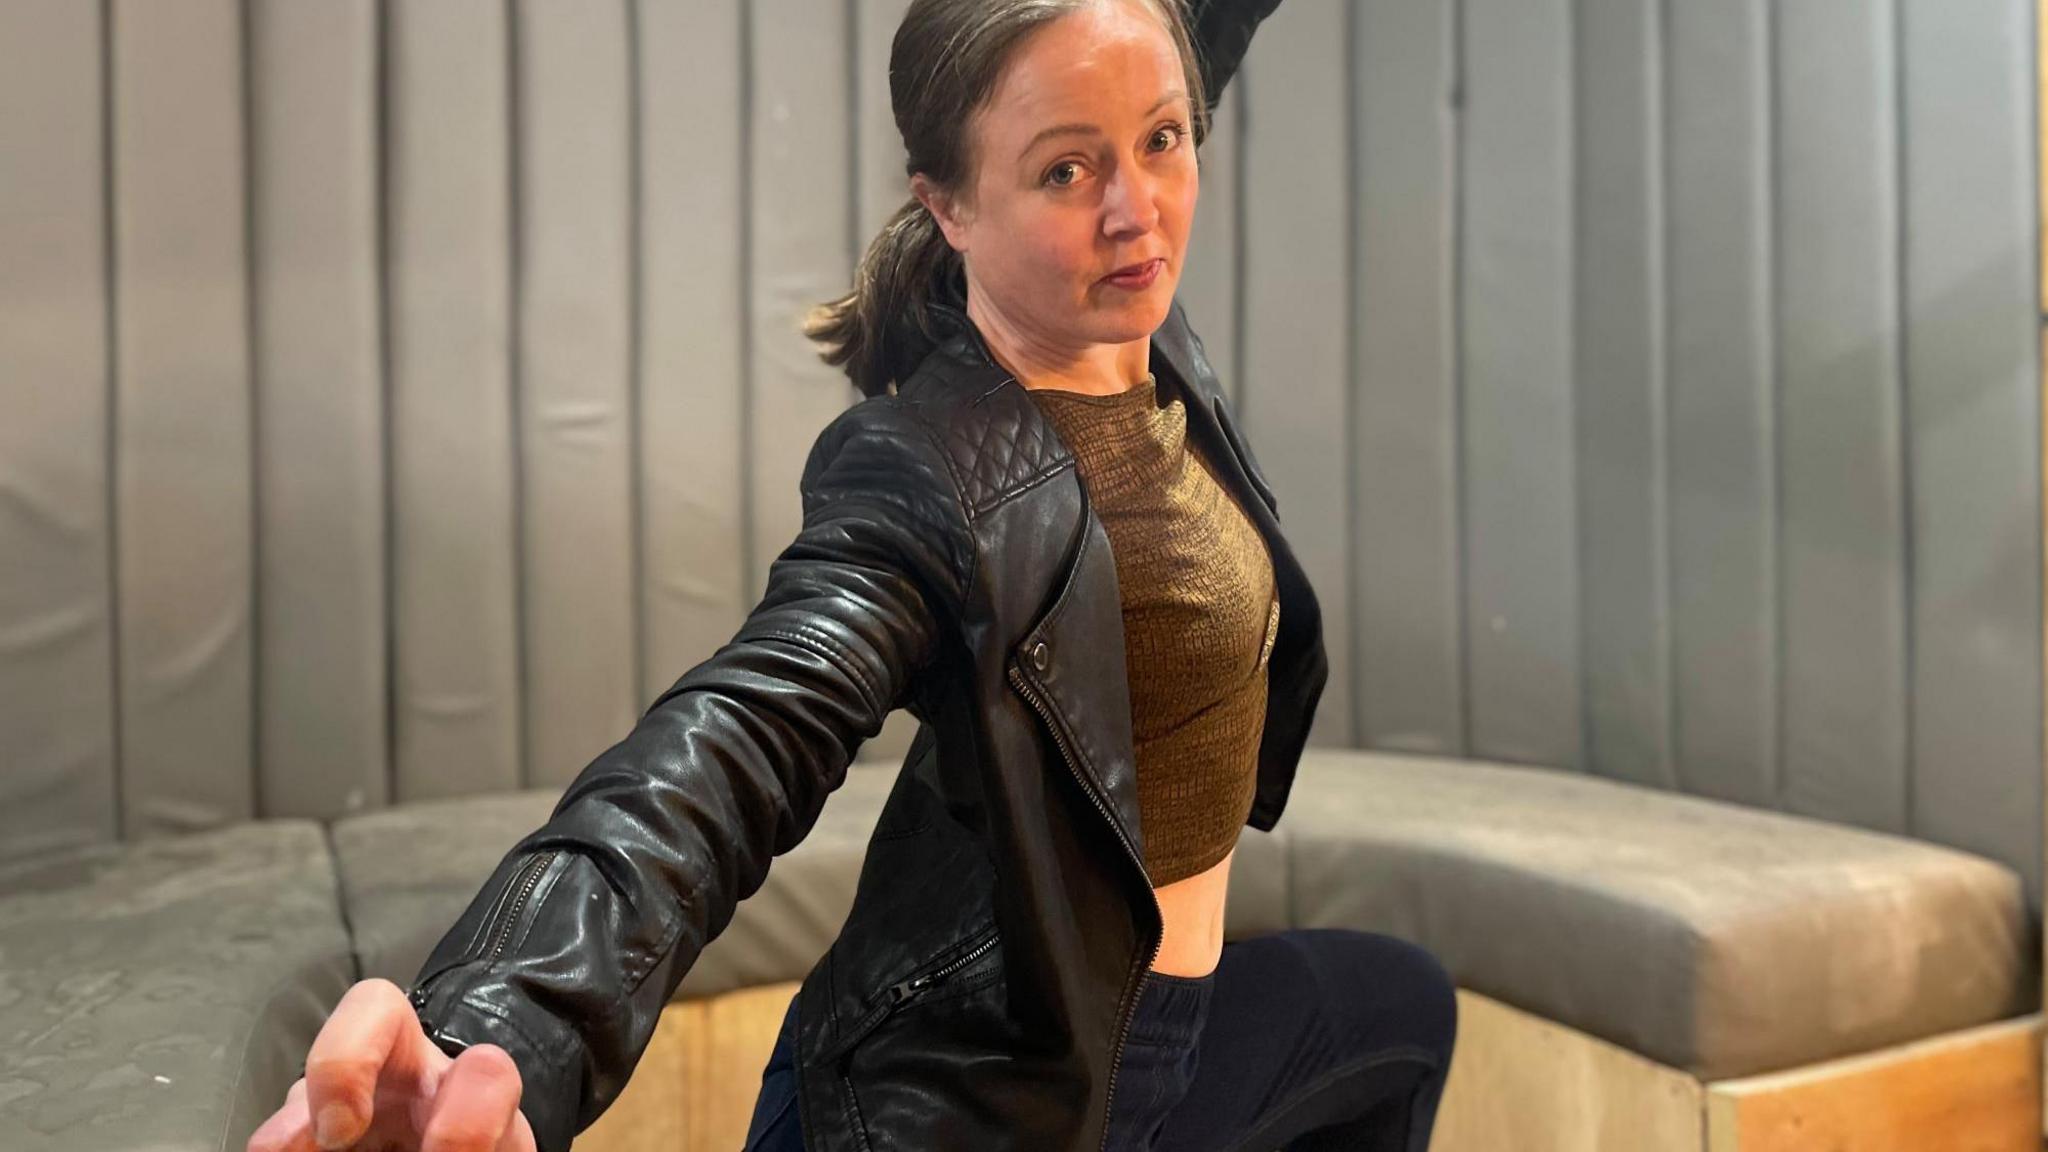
404;400;972;1152
1191;0;1284;120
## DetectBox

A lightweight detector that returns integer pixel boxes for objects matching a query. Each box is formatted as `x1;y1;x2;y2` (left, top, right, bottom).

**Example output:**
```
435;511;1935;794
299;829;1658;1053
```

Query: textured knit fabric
1027;374;1280;885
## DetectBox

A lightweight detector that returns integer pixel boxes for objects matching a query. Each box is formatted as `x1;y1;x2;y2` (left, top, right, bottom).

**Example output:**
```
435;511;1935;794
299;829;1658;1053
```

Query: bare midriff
1149;843;1235;977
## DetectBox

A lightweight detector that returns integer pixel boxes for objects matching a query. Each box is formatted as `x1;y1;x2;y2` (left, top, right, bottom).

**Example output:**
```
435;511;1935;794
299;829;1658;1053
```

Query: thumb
419;1044;525;1152
302;978;442;1149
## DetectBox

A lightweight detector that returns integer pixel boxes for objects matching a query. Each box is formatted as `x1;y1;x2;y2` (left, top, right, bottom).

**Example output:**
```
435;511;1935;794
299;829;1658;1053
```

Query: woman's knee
1299;929;1459;1066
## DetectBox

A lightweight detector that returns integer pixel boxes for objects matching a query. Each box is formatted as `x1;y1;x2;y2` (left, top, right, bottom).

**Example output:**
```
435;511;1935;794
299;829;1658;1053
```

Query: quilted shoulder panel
900;354;1073;518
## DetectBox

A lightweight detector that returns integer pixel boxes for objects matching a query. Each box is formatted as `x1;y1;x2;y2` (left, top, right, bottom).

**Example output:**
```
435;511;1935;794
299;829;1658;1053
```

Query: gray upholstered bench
1;749;2036;1151
1285;752;2032;1081
0;823;355;1151
329;748;2042;1151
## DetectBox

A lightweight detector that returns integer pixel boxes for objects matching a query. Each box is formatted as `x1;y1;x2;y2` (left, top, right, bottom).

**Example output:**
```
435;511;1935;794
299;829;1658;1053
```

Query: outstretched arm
404;401;972;1152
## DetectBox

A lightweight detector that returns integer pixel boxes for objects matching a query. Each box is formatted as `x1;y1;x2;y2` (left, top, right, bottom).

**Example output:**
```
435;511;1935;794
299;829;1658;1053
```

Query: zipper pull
886;972;935;1005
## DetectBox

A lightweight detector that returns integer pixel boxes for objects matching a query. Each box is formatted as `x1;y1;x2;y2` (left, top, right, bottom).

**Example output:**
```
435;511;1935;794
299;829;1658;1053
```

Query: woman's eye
1150;124;1187;152
1046;162;1081;187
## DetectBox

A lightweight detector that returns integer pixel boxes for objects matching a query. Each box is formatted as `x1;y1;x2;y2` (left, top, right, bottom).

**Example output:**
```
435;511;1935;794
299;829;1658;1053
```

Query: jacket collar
923;291;1271;528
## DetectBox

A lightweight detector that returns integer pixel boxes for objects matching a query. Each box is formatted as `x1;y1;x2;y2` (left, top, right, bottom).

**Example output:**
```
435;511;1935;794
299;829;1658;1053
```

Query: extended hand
245;979;538;1152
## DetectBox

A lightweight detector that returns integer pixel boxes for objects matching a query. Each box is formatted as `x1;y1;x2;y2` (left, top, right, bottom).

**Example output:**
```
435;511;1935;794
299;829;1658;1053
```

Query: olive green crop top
1028;372;1280;885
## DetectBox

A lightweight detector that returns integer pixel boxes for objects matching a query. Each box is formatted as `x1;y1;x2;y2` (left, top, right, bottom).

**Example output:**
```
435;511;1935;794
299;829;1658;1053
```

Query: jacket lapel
925;294;1324;835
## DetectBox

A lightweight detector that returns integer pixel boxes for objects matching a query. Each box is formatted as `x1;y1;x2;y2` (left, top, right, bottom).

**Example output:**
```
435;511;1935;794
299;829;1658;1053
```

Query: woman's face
921;0;1198;355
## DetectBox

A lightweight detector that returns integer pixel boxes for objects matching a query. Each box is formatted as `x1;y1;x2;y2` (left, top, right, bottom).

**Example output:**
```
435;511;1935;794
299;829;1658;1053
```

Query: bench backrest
2;0;2039;914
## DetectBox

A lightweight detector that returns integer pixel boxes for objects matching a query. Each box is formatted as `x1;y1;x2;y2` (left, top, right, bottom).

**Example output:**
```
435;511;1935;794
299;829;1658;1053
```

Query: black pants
744;928;1458;1152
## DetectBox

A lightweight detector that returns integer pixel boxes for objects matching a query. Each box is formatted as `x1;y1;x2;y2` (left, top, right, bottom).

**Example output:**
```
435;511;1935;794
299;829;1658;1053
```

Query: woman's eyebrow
1017;91;1187;160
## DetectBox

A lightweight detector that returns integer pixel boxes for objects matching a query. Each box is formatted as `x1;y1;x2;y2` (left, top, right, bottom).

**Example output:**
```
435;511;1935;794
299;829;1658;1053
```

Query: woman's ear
911;173;970;253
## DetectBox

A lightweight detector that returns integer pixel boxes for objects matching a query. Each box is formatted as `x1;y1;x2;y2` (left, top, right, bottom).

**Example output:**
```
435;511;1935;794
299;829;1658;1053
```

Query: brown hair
804;0;1208;397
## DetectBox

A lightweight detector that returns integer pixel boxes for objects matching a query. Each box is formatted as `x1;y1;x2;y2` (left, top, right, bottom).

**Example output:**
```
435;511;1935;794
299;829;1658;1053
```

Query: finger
246;1078;317;1152
303;978;414;1149
496;1107;538;1152
419;1043;523;1152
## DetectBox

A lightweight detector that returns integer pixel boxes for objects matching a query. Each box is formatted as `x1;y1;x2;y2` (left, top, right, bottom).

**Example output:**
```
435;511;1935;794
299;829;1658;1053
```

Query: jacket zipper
882;930;1000;1005
1007;665;1163;1152
830;930;996;1152
822;925;1003;1065
405;850;560;1025
483;850;558;964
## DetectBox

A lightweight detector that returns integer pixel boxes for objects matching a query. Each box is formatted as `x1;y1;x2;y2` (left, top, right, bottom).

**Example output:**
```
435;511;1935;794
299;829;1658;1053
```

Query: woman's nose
1102;168;1159;237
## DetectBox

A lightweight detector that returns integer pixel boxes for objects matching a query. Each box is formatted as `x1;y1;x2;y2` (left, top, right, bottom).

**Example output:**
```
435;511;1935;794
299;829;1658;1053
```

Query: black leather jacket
406;297;1324;1151
406;10;1306;1151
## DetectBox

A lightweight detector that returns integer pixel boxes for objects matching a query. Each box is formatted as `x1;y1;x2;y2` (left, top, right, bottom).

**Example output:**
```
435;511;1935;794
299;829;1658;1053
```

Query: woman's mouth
1101;258;1164;290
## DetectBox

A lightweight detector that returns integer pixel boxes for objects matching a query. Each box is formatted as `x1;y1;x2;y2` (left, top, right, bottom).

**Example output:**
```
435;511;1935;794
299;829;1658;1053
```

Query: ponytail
804;197;962;399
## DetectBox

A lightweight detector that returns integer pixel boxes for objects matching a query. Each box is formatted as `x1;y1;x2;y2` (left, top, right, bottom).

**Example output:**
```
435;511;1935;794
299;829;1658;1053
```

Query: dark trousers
743;927;1458;1152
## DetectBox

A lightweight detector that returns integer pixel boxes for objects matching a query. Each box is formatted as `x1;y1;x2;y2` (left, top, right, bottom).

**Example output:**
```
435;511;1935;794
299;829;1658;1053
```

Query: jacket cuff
409;971;586;1152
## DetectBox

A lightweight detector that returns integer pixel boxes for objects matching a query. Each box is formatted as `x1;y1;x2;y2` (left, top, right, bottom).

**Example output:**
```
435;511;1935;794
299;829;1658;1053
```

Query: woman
248;2;1455;1151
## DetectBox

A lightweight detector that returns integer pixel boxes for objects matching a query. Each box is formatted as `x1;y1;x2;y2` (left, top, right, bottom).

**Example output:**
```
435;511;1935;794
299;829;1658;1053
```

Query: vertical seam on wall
740;0;757;601
845;0;860;276
626;0;647;710
1566;0;1589;772
1892;0;1916;835
376;0;398;807
2031;0;2046;805
1766;0;1787;809
1570;0;1592;776
1450;0;1472;759
1653;0;1678;791
1345;0;1362;750
506;0;531;788
2034;0;2048;919
241;0;264;818
102;0;126;840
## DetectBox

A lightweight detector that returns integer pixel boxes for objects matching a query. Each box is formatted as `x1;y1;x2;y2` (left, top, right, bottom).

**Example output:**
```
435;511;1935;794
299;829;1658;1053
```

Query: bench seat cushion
1283;749;2035;1080
0;822;354;1151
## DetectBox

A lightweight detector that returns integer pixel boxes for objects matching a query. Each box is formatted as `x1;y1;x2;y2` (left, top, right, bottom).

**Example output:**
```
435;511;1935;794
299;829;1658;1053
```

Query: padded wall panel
0;0;117;857
111;0;254;836
1900;0;2043;902
1182;84;1240;411
1458;0;1582;767
1237;0;1353;747
386;0;522;801
637;0;749;706
747;1;857;590
1666;0;1779;810
1351;0;1462;755
1775;0;1910;831
250;0;387;818
513;0;638;787
1574;0;1673;789
855;0;913;242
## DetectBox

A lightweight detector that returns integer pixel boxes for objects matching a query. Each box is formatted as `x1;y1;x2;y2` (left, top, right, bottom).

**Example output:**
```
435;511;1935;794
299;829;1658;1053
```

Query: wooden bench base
579;981;800;1152
576;983;2043;1151
1438;992;2042;1152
